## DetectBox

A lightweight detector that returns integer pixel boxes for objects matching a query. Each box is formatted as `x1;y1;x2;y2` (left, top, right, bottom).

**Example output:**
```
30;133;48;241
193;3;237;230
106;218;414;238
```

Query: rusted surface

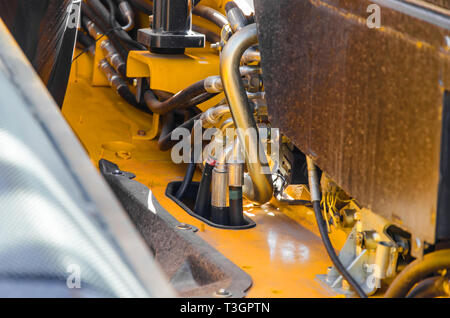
255;0;450;243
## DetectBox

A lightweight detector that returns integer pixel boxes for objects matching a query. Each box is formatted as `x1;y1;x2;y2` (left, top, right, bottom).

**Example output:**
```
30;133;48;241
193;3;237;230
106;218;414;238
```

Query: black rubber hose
82;2;130;59
312;201;368;298
175;148;197;199
192;24;220;43
406;276;449;298
194;157;216;219
87;0;145;50
77;31;96;55
143;79;215;115
158;113;202;151
306;158;367;298
384;249;450;298
103;0;147;50
192;5;228;29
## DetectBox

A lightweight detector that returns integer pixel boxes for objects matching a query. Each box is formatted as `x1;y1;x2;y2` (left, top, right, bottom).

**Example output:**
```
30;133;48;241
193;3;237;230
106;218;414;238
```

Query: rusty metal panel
255;0;450;243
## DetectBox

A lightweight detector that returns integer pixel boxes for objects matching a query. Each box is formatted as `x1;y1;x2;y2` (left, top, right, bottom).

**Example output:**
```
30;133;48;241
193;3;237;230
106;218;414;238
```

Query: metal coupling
211;163;229;208
228;139;244;187
241;47;260;64
85;19;101;39
200;105;230;127
204;76;223;93
98;59;126;92
100;40;126;75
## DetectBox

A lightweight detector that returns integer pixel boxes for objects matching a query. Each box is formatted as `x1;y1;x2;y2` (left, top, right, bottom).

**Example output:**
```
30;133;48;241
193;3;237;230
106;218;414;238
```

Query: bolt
137;130;147;136
176;223;192;230
214;288;231;297
112;169;122;175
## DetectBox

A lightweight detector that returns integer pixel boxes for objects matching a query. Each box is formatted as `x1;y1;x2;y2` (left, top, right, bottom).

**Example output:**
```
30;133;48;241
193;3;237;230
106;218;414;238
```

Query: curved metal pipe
219;23;273;204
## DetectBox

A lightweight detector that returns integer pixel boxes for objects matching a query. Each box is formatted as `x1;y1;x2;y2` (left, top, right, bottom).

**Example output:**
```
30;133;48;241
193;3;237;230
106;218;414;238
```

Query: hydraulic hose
220;23;273;205
81;2;129;60
143;79;216;115
194;156;216;219
103;0;146;50
175;147;197;199
192;24;221;43
158;113;202;151
406;276;450;298
306;156;368;298
192;5;228;29
384;249;450;298
87;0;145;50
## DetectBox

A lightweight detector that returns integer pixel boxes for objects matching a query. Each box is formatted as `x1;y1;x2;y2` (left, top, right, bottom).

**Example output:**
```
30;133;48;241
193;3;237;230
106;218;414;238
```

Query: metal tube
219;23;273;204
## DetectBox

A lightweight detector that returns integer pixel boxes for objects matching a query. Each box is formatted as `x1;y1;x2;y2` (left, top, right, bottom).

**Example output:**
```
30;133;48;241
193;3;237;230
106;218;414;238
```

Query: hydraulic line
175;148;197;199
158;113;202;151
219;23;273;204
225;1;247;32
384;249;450;298
103;0;147;50
113;0;135;31
87;0;145;51
192;24;221;43
81;3;130;60
98;59;141;108
77;32;96;55
192;5;228;29
143;79;217;115
194;156;216;219
306;156;368;298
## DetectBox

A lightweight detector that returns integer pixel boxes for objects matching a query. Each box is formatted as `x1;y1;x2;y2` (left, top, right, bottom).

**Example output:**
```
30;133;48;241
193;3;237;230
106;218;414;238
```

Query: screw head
137;130;147;136
214;288;231;297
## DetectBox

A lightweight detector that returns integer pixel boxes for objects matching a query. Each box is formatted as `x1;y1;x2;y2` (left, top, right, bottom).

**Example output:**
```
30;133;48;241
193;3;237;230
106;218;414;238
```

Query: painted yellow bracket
127;48;220;93
127;48;222;139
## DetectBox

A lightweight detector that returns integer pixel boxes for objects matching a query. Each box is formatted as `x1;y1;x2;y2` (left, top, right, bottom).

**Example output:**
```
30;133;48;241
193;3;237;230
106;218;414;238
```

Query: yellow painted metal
91;34;110;86
62;68;336;298
127;48;220;93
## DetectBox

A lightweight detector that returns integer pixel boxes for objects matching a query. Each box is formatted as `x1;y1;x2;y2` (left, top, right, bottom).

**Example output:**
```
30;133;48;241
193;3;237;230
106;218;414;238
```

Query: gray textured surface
100;160;253;298
255;0;450;243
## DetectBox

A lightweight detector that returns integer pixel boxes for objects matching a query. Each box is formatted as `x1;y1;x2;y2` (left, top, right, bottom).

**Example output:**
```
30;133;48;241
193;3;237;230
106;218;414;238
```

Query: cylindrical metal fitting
98;59;126;92
211;163;229;208
84;18;102;39
306;156;321;202
374;241;397;280
100;40;126;76
228;163;244;187
204;76;223;93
